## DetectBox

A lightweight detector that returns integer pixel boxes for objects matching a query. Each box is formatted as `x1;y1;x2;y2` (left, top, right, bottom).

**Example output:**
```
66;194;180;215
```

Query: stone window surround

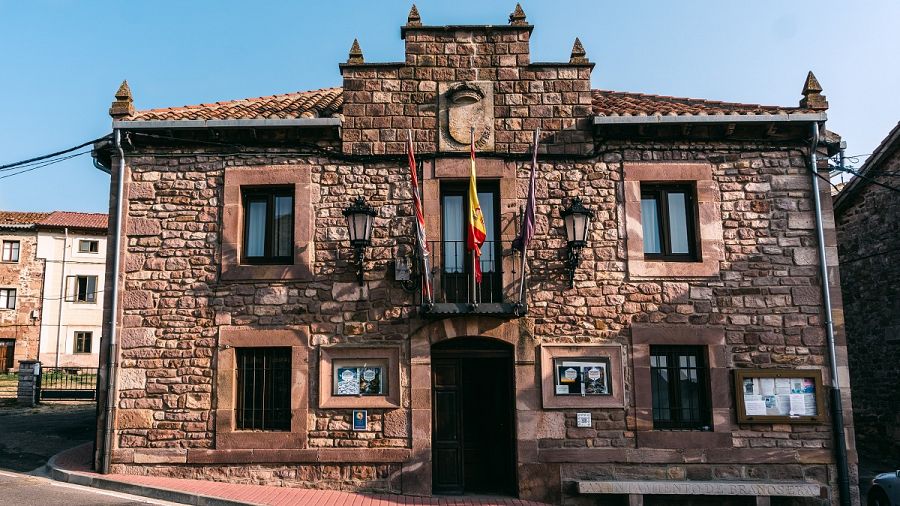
421;158;519;295
214;326;309;450
221;165;314;281
539;343;626;409
631;324;732;449
624;163;723;278
318;345;402;409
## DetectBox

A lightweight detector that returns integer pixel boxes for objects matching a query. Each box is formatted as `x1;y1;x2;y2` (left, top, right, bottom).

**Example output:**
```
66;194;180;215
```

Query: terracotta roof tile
38;211;108;231
129;87;343;121
591;90;809;117
124;87;807;122
0;211;52;227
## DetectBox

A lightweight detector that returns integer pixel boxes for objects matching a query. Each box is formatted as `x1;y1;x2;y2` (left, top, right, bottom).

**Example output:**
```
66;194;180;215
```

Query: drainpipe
101;129;125;474
808;122;851;506
54;228;68;368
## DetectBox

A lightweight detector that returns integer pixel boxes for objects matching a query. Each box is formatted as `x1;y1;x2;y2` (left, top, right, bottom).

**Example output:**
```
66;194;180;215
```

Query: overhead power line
0;135;111;172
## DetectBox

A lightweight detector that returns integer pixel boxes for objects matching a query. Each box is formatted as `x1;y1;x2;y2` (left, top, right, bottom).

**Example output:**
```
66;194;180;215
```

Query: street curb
45;446;257;506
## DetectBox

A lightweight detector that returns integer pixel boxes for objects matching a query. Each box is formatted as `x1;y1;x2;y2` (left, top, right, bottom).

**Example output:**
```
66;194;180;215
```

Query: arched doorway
431;337;516;496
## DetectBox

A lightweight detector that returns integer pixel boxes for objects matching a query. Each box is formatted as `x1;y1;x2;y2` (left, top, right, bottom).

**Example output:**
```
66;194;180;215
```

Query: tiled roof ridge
0;211;52;226
124;86;806;121
592;89;791;112
131;87;342;119
38;211;109;230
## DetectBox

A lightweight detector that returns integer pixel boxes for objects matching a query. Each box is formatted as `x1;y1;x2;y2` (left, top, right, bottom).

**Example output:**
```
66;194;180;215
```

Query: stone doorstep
576;480;827;498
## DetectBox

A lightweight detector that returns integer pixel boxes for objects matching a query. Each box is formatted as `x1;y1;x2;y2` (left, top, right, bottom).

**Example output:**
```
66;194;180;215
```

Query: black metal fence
38;367;99;401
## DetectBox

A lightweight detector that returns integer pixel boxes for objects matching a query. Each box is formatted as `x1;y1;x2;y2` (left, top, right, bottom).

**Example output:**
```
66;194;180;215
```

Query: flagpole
470;127;477;308
517;128;540;311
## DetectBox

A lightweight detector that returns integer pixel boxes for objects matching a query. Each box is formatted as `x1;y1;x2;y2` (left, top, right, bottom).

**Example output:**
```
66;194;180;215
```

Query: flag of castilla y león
467;130;487;283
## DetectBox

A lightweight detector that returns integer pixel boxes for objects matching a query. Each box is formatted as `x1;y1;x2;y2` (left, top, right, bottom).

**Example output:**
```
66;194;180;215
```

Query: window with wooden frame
0;288;16;309
242;187;294;265
650;345;711;430
78;239;99;253
68;275;98;303
235;347;292;431
74;331;93;354
1;241;20;262
640;183;700;261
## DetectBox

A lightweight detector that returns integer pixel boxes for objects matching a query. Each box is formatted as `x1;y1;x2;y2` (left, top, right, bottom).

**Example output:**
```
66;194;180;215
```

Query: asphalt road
0;402;96;472
0;470;180;505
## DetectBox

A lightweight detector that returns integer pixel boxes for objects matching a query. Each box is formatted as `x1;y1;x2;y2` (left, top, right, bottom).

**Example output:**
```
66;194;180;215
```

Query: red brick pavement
51;444;550;506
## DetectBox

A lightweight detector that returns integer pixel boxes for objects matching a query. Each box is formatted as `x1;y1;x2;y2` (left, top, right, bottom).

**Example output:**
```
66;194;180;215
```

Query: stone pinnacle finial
348;38;364;65
109;80;135;119
569;38;588;64
800;71;828;110
509;3;527;26
407;4;422;26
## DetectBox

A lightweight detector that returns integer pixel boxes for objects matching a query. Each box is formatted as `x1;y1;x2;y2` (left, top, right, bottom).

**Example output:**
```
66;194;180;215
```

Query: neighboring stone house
834;122;900;462
0;211;108;372
0;212;47;371
92;6;857;505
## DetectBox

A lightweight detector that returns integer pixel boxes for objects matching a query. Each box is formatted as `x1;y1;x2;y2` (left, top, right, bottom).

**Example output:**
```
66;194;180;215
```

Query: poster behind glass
741;376;817;417
335;365;384;396
554;358;611;396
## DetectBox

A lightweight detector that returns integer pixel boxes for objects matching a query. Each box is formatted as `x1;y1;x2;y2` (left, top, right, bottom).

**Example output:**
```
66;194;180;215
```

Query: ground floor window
74;331;92;354
650;345;710;430
235;347;291;431
0;288;16;309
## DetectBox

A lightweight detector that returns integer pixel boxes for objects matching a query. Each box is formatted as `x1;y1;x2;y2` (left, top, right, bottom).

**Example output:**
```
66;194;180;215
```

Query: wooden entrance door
0;339;15;373
431;338;515;496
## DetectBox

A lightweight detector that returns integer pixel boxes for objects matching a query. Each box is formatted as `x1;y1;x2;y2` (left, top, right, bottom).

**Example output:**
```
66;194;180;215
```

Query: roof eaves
113;118;342;129
593;112;827;125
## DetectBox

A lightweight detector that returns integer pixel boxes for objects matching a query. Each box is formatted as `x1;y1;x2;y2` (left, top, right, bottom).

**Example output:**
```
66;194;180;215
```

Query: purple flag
512;128;539;252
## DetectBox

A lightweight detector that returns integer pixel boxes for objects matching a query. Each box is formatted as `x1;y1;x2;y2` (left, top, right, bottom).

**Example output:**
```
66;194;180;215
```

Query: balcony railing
418;240;526;317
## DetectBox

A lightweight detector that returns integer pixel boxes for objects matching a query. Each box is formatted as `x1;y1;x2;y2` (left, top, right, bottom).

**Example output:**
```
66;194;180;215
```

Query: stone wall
0;230;43;366
102;139;854;503
836;144;900;460
340;25;593;155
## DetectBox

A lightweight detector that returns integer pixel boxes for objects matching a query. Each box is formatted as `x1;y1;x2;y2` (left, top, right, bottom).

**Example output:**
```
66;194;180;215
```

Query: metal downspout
101;129;125;474
54;227;68;368
808;122;851;506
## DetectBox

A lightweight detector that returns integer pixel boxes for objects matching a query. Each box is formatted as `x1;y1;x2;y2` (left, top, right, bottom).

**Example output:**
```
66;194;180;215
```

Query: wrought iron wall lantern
561;197;594;288
343;196;376;286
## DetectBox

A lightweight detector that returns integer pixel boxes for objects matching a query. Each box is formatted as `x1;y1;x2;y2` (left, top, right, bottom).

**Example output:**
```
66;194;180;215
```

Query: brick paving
52;443;549;506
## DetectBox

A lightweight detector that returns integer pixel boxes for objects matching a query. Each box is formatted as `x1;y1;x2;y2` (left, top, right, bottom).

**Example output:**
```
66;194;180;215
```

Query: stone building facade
0;211;109;371
93;6;857;505
835;122;900;462
0;213;46;371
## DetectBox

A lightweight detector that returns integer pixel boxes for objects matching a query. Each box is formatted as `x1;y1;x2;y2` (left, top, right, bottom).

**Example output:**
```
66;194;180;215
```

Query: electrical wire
0;150;93;181
0;135;111;171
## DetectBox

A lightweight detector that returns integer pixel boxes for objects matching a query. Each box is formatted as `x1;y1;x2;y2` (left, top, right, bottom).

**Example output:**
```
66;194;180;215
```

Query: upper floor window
78;240;99;254
235;347;291;431
650;345;710;430
0;288;16;309
1;241;19;262
242;187;294;264
69;275;98;303
440;182;500;303
640;183;699;261
74;331;93;354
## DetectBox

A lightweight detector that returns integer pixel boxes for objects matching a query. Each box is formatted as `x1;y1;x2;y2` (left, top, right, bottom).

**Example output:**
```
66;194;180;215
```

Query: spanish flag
467;129;487;283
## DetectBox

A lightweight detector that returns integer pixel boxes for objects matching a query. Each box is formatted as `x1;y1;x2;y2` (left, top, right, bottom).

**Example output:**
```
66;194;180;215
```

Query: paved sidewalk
48;443;550;506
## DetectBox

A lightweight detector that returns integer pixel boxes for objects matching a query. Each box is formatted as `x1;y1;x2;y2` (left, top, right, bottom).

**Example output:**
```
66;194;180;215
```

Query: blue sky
1;1;897;212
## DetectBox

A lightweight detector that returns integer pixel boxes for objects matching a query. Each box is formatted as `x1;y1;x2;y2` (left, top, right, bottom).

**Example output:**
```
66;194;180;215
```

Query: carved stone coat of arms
438;81;495;152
